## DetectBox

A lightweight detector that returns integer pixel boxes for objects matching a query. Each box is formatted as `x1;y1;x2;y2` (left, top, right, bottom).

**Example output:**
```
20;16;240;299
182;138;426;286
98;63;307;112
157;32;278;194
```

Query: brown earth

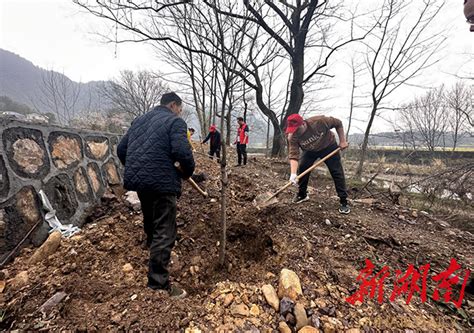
0;151;473;331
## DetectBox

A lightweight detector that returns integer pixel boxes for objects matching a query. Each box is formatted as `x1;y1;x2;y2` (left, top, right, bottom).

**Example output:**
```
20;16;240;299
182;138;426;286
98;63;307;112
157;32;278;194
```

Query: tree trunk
218;85;229;267
355;106;377;178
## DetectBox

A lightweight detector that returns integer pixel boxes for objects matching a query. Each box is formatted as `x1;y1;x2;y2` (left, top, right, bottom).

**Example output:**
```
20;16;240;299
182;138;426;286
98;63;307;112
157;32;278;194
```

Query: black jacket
117;106;195;196
202;130;221;149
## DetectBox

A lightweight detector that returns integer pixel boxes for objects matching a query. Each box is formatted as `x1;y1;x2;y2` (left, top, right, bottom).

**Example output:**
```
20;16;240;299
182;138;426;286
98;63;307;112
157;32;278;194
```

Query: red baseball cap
209;125;216;132
285;114;304;134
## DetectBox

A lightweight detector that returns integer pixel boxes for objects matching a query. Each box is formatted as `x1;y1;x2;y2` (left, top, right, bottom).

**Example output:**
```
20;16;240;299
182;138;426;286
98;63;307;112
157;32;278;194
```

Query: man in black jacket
117;92;195;298
202;124;221;161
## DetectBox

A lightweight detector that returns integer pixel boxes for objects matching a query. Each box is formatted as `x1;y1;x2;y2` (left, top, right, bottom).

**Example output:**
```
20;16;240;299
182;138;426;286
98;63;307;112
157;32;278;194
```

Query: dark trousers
137;192;177;290
209;145;221;161
237;143;247;165
298;144;348;205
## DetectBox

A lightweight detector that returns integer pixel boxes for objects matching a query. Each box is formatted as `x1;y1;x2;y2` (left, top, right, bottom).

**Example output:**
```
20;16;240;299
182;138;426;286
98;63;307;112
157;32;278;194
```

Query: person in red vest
234;117;249;166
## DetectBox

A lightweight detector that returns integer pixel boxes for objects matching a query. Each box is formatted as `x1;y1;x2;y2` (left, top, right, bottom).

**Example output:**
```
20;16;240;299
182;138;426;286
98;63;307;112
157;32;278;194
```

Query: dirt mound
0;152;473;331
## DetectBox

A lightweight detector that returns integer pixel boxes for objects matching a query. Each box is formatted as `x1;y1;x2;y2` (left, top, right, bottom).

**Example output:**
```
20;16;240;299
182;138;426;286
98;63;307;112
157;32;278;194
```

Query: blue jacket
117;106;195;196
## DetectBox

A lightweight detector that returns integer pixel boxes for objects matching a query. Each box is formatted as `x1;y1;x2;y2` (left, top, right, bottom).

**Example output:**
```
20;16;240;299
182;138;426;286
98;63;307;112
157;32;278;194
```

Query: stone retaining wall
0;119;123;260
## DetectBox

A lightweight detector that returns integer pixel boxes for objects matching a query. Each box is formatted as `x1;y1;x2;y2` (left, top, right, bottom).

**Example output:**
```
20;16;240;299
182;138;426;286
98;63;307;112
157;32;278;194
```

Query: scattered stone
111;313;122;324
278;321;291;333
125;191;141;211
298;326;319;333
262;284;279;311
285;312;296;326
278;268;303;301
411;210;418;218
184;328;202;333
223;293;234;307
231;303;249;317
210;198;217;203
130;294;138;301
279;297;295;316
322;322;336;333
61;263;77;275
122;263;133;273
346;329;361;333
29;231;62;264
39;291;68;315
265;272;276;279
294;303;309;330
310;315;321;328
325;219;331;226
249;304;260;317
10;271;28;290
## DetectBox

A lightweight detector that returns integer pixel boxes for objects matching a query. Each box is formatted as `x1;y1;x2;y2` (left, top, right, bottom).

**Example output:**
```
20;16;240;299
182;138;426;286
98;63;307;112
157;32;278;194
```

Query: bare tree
101;70;167;119
445;82;472;148
36;70;81;125
354;0;446;177
399;87;449;151
73;0;369;156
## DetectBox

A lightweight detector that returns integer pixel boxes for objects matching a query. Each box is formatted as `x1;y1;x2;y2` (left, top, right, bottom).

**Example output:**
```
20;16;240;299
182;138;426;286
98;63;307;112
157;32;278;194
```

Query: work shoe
293;193;309;204
339;204;351;214
168;285;188;299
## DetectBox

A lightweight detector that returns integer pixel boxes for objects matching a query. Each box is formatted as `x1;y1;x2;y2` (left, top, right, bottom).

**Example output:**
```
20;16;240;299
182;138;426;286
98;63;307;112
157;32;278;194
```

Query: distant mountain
349;131;474;148
0;48;109;116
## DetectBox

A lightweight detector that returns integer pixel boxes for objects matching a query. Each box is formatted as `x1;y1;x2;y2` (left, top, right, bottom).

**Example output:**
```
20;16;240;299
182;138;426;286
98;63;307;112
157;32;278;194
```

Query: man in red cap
286;114;350;214
202;124;221;161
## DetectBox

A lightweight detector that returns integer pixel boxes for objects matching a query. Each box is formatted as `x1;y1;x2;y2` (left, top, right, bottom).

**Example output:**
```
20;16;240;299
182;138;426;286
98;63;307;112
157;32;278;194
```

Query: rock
250;304;260;316
223;293;234;307
184;328;202;333
29;231;62;264
279;297;295;316
125;191;141;211
285;313;296;326
346;329;361;333
278;268;303;301
262;284;279;311
231;303;249;317
122;263;133;273
130;294;138;301
411;210;418;218
294;303;309;330
310;315;321;328
314;298;327;308
265;272;276;279
39;291;68;315
279;321;292;333
111;313;122;324
325;219;331;225
298;326;319;333
10;271;28;290
322;322;336;333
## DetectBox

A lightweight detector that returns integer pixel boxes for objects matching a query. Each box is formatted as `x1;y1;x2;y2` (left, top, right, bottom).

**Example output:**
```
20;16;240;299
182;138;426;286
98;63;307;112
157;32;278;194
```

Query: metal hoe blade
253;191;279;209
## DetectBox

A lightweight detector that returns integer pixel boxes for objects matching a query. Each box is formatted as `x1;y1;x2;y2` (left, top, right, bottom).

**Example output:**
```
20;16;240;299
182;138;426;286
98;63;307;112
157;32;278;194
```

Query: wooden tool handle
264;147;342;203
174;162;208;197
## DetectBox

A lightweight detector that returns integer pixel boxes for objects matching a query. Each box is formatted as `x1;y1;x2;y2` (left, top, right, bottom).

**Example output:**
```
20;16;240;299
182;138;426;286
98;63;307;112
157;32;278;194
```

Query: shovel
254;147;342;208
174;162;209;198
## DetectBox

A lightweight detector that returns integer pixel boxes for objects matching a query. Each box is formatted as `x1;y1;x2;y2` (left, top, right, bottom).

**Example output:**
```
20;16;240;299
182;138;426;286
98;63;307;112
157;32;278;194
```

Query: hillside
0;48;108;114
1;152;472;331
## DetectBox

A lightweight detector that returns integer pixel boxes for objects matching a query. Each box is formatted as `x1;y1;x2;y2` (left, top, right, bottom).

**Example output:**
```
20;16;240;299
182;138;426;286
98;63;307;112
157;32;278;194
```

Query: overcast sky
1;0;472;133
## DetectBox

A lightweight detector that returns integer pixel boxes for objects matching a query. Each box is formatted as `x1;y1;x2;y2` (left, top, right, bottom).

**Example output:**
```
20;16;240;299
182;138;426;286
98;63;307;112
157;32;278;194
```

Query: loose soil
1;152;473;331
